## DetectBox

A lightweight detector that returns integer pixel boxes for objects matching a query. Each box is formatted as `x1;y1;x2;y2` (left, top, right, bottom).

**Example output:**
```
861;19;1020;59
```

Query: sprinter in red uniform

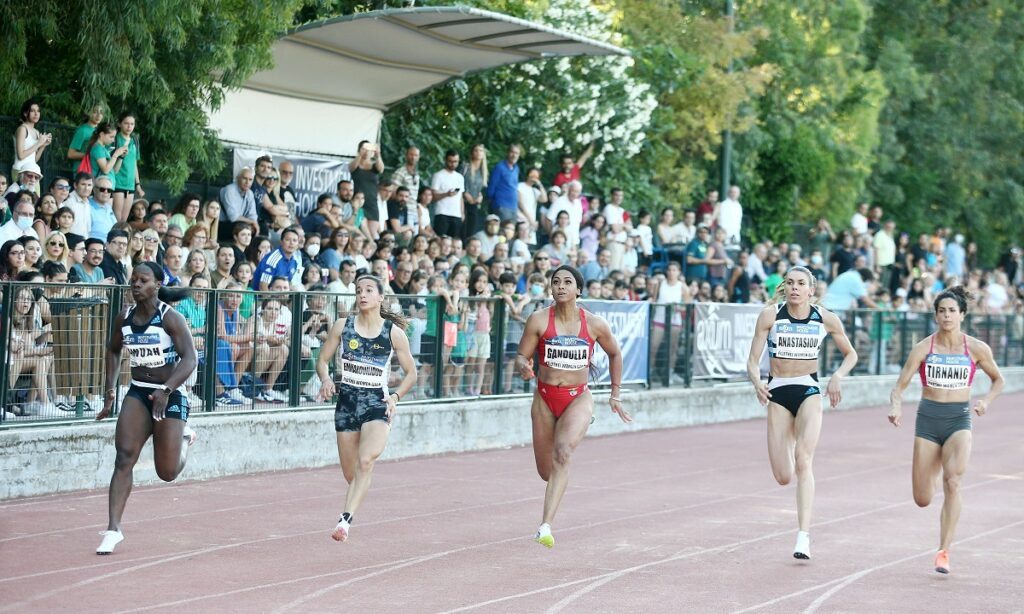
515;265;631;548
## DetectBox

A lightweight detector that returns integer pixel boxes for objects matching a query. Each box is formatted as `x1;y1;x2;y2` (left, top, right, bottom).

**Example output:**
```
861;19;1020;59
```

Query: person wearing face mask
808;251;829;281
301;232;322;269
0;198;38;246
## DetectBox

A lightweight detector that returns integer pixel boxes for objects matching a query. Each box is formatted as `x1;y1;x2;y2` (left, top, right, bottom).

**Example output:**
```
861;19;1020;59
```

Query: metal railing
2;283;1022;426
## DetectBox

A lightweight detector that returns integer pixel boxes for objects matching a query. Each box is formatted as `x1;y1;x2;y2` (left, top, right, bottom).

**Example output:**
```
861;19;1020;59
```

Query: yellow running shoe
934;550;950;574
535;523;554;548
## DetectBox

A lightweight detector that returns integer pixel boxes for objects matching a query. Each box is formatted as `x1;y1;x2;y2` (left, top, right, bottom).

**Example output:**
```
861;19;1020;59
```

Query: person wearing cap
486;144;521;224
472;214;503;260
4;163;43;209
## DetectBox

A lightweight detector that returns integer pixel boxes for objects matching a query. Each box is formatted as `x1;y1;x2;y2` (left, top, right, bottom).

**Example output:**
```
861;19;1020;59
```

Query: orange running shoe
934;549;950;574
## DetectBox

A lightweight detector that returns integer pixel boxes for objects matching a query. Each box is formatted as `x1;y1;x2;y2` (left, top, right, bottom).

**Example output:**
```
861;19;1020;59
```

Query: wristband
609;397;621;402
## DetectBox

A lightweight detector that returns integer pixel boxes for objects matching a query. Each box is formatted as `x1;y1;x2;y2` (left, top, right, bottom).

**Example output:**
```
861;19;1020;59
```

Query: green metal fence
2;283;1022;426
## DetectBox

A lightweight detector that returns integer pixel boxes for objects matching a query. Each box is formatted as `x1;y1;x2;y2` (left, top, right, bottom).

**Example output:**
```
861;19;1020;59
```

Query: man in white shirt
326;260;358;311
517;167;546;244
715;185;743;245
0;199;37;246
850;202;869;236
430;149;466;238
546;180;584;247
602;187;631;270
674;209;698;245
746;242;769;283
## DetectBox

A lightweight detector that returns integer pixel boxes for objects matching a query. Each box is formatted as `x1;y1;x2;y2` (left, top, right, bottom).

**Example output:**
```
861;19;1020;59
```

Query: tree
0;0;304;190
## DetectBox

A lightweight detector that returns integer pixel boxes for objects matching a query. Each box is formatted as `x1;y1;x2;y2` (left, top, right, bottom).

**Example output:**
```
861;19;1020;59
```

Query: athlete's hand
385;393;398;423
826;375;842;408
888;389;902;427
149;390;169;422
96;389;116;421
754;381;772;407
610;398;632;423
516;355;535;381
972;398;988;417
319;377;336;402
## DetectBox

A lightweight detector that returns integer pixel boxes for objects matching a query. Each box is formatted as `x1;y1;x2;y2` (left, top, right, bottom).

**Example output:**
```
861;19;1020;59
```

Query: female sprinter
95;262;198;554
515;265;632;548
746;265;857;560
888;286;1003;574
317;275;417;542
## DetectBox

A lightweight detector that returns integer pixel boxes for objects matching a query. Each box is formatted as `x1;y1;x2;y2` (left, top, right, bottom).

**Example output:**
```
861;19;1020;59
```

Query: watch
160;385;173;395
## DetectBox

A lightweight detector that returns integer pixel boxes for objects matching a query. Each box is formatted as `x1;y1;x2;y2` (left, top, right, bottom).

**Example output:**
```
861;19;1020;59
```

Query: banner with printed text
579;300;649;384
692;302;766;379
233;147;352;218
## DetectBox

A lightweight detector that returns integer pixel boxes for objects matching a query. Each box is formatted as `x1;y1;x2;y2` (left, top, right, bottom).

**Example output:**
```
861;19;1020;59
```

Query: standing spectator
696;189;718;226
707;227;732;287
349;140;383;231
365;178;394;241
807;218;836;264
727;251;752;303
459;144;488;238
249;154;272;224
392;146;422;205
632;210;654;264
685;226;712;284
168;193;201;233
850;202;870;236
822;268;878;311
486;144;520;224
218;167;259;242
111;112;143;223
410;187;433;237
430;149;465;238
579;213;606;262
715;185;743;245
873;219;897;288
651;261;689;384
0;198;36;246
84;122;126;186
546;181;584;248
88;177;118;241
12;98;53;176
516;167;545;245
656;208;684;246
603;188;630;270
67;104;104;162
867;204;884;235
944;233;967;279
830;232;857;280
253;227;299;291
551;143;594;188
100;229;130;284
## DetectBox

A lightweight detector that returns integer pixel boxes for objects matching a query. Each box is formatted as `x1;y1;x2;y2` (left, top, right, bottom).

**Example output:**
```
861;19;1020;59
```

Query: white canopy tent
208;6;626;157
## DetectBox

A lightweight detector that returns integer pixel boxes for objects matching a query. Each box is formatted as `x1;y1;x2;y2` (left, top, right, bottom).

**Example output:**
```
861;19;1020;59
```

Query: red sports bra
538;308;595;372
919;334;976;390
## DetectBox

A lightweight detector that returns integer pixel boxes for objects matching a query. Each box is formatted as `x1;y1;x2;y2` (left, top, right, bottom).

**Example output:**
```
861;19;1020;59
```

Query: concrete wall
2;369;1020;500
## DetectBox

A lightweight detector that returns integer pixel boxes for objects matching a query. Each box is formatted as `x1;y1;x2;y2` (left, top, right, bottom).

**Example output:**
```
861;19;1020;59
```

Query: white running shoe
227;388;248;403
96;530;124;555
183;425;198;446
793;531;810;560
268;389;288;403
331;517;350;542
535;523;554;549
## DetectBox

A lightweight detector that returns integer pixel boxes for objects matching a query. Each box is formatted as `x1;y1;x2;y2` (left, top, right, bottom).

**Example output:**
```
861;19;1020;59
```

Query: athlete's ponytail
933;285;972;314
355;274;410;331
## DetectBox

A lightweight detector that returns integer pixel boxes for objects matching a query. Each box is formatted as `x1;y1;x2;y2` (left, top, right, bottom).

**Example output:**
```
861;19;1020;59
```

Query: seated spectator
125;199;148;232
540;229;572;267
32;193;58;240
411;187;434;237
42;231;70;269
168;193;201;233
685;225;712;284
299;290;330;400
387;186;416;245
245;234;272;270
228;221;253;267
579;213;605;262
184;249;210;285
4;163;43;209
162;245;185;286
472;214;502;261
0;240;25;280
183;224;212;265
20;235;41;270
215;282;252;405
581;248;611;284
197;199;221;249
210;245;235;288
656;208;684;246
299;264;324;291
100;229;130;284
7;286;54;416
218;167;259;243
253;227;300;291
136;228;160;263
252;297;290;403
74;238;110;284
50;205;77;238
65;234;87;280
230;262;256;318
88;176;118;241
821;267;878;311
0;197;37;246
302;193;341;239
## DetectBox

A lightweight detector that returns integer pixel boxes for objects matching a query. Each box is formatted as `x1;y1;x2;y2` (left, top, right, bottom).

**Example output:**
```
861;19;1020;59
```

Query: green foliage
0;0;303;190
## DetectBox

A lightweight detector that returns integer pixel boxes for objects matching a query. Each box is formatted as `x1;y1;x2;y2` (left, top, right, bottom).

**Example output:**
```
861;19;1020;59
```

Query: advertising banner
580;300;649;384
692;302;765;379
233;147;352;218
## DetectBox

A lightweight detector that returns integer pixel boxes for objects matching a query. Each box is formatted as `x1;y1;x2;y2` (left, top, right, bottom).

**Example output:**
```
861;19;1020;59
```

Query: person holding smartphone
430;149;466;238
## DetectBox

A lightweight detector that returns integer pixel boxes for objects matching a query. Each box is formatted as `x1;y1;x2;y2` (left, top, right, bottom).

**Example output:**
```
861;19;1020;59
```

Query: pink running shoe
331;517;350;542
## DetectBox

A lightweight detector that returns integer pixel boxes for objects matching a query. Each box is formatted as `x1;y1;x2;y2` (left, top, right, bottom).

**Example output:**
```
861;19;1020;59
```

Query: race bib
772;322;822;360
125;333;166;368
544;336;590;371
341;358;387;388
924;354;971;390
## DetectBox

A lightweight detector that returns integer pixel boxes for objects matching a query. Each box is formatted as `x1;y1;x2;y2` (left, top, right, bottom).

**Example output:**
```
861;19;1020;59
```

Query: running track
3;394;1023;613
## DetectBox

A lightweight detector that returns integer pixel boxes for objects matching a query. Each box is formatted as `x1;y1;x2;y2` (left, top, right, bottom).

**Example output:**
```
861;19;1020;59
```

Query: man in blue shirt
822;268;878;311
685;225;712;284
219;167;259;243
88;176;118;241
254;227;300;290
486;144;521;223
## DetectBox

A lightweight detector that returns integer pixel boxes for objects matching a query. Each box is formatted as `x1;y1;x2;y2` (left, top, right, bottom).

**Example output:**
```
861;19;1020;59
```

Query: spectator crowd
3;98;1024;416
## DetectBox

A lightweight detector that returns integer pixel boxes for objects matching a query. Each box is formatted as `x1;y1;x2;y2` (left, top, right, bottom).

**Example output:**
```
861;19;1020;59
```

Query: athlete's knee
794;450;814;477
113;447;140;472
914;491;932;507
552;442;574;466
155;464;180;483
943;471;964;494
773;469;792;486
357;454;378;474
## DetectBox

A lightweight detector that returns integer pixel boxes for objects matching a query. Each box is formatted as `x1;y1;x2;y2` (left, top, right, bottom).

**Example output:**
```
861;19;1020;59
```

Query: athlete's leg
531;394;557;481
151;415;187;482
106;399;152;531
939;430;972;551
766;402;796;485
792;396;823;532
911;437;943;507
541;391;593;526
343;420;391;517
336;430;360;484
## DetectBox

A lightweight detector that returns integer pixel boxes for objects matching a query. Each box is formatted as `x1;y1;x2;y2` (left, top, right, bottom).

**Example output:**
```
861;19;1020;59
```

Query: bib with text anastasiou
543;336;591;371
923;353;972;390
771;322;824;360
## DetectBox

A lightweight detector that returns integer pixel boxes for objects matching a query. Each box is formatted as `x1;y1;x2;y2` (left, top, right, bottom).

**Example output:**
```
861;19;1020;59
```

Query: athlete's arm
386;325;417;420
515;309;545;380
970;337;1003;417
821;308;858;408
888;339;929;427
746;307;774;406
316;318;346;400
591;315;632;424
97;310;126;420
151;310;199;421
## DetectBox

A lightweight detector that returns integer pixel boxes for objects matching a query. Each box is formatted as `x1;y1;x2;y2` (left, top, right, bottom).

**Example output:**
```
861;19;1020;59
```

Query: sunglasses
47;242;65;247
10;250;26;256
267;176;279;181
96;187;113;193
55;184;70;190
144;237;159;242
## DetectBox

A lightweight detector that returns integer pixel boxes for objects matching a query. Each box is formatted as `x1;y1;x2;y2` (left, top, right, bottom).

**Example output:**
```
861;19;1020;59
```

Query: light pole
720;0;734;197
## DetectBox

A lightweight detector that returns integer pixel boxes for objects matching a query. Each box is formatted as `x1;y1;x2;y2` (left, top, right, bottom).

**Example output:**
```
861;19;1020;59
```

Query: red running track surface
2;394;1023;613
